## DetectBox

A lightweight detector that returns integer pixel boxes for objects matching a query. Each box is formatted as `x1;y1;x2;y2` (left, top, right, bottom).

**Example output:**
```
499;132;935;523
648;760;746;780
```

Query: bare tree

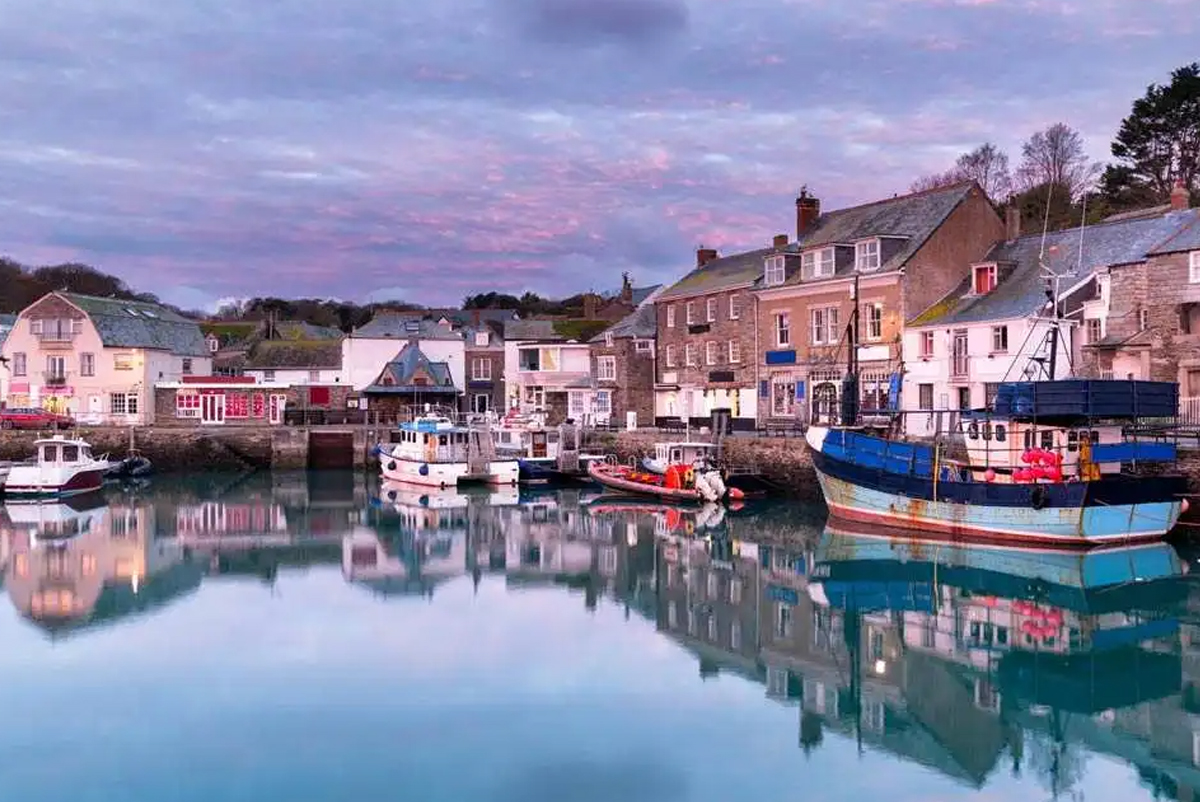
1016;123;1100;198
954;143;1012;202
909;169;959;193
909;142;1011;202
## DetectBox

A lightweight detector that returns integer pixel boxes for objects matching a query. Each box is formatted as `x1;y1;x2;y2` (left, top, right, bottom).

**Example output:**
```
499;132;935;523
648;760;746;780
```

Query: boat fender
1031;484;1049;510
419;463;430;476
387;461;397;471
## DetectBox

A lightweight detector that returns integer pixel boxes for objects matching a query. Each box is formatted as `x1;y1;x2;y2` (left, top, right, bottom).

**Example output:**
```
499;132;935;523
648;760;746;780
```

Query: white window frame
1190;251;1200;284
109;392;139;416
474;331;489;347
728;294;740;320
775;312;790;347
862;302;883;341
665;344;676;367
666;305;676;328
604;331;614;347
802;248;835;279
991;325;1009;353
685;302;696;325
597;355;617;381
728;340;740;363
685;343;697;366
920;331;934;358
705;341;719;365
80;352;95;377
764;255;786;286
593;389;612;417
974;263;997;294
706;297;718;322
855;239;880;271
810;306;839;345
1086;318;1102;344
12;352;26;377
471;357;492;381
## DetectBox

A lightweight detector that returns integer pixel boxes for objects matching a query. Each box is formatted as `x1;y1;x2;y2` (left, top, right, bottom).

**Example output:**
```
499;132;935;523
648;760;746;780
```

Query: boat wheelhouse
807;379;1188;546
491;412;604;483
2;436;114;498
376;416;518;489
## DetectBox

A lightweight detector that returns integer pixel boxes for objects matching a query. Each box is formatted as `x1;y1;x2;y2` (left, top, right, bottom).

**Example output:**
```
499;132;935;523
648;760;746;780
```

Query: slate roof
504;318;567;342
777;182;978;288
1148;212;1200;254
910;209;1200;327
629;285;659;306
365;342;456;393
60;292;209;357
590;285;666;342
243;341;343;369
656;248;774;302
352;314;463;340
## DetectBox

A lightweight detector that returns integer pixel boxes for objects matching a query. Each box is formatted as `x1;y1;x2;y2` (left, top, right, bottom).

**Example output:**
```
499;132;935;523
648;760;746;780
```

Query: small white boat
2;436;114;498
376;415;518;489
491;411;604;483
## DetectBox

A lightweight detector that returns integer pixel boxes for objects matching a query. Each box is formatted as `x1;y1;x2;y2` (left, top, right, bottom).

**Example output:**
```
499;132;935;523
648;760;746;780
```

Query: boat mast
841;273;861;426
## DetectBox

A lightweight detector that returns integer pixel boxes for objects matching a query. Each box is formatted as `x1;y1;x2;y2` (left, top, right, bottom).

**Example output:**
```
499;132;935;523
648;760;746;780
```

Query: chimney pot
773;234;788;249
696;247;719;268
1171;179;1190;211
1005;205;1021;240
795;191;821;241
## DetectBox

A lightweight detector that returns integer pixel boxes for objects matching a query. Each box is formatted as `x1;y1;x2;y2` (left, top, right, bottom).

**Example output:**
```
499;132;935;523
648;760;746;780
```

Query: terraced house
755;183;1003;425
0;291;210;424
654;247;768;431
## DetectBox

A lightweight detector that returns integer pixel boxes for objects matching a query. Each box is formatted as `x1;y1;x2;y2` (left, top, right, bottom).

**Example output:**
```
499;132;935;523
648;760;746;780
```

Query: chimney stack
795;188;820;241
1005;205;1021;240
773;234;789;249
696;247;719;268
584;292;599;319
1171;179;1190;211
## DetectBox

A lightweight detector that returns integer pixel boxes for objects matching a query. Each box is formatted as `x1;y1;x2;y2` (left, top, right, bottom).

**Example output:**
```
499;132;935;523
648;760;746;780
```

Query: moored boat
491;411;605;484
807;379;1188;546
640;440;774;498
376;415;518;489
587;458;745;504
2;436;115;498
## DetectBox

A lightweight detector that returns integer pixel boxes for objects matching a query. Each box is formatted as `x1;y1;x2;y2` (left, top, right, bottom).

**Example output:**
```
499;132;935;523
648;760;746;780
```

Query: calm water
2;471;1199;801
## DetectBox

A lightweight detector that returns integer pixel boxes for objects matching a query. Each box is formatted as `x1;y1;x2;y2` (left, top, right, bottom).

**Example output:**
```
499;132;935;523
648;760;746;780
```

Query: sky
0;0;1196;311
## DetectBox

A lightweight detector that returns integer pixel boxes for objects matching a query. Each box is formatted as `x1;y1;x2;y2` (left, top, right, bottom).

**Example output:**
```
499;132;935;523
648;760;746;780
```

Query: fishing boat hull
377;447;518;489
807;426;1185;547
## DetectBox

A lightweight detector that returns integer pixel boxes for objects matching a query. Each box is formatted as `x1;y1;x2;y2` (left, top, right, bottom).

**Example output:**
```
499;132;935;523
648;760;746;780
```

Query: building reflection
10;476;1200;801
0;493;201;637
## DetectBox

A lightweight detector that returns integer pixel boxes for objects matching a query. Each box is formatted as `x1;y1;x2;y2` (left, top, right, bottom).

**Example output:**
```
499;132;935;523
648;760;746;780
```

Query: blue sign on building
765;349;797;365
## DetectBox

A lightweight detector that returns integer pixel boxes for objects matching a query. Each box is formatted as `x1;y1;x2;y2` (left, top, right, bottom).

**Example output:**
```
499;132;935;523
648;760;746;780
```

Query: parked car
0;407;74;430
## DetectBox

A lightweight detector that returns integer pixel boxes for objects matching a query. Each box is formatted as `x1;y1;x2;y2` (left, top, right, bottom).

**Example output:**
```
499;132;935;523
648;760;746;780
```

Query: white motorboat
2;436;115;498
375;416;518;489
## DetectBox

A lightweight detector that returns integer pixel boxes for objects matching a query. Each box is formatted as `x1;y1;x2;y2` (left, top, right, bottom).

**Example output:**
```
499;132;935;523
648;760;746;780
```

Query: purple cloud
0;0;1196;309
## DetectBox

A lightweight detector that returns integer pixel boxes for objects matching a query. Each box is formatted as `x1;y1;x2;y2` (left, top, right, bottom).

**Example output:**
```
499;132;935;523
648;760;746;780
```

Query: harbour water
2;471;1199;801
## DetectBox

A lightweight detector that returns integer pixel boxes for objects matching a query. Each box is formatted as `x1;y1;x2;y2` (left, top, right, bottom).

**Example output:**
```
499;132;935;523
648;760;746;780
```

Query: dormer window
973;263;998;294
801;248;835;279
855;239;880;271
764;255;786;286
474;331;489;347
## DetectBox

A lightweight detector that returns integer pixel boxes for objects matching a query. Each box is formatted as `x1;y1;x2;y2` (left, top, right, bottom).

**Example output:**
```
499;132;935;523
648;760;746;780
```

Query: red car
0;407;74;430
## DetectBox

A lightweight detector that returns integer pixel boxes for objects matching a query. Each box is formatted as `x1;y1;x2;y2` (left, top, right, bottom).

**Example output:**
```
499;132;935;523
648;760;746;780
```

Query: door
531;431;548;458
268;394;287;425
952;330;969;379
201;393;226;425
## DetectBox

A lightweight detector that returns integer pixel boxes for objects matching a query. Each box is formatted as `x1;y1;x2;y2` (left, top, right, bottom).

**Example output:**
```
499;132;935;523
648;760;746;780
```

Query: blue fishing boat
807;380;1188;546
805;269;1188;546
